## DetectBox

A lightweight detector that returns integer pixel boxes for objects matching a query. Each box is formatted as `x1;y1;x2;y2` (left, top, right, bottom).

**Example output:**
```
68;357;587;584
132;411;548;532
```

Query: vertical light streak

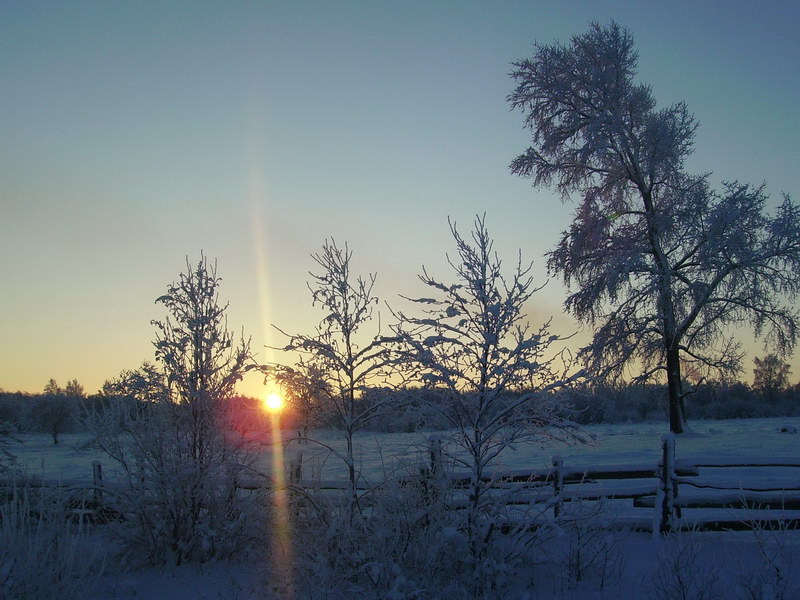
247;108;276;367
247;88;294;595
269;410;294;598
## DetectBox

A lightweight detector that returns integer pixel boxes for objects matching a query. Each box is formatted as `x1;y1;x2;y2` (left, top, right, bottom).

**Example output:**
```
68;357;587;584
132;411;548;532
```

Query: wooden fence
286;434;800;533
5;436;800;533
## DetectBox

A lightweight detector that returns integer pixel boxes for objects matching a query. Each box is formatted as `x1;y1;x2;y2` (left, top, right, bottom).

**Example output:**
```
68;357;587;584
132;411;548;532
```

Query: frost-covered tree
87;255;260;565
275;240;397;519
753;354;791;403
102;361;167;403
509;21;800;432
152;256;251;408
395;215;580;588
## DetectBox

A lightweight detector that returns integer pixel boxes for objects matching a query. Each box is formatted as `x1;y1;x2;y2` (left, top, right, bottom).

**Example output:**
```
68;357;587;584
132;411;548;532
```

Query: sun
264;392;284;413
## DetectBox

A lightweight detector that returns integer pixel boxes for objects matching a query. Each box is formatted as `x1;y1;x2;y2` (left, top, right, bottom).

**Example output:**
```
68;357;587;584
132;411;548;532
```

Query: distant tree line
1;351;798;443
287;364;800;432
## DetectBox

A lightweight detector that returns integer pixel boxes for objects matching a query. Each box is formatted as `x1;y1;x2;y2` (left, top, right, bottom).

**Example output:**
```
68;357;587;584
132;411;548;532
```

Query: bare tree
509;21;800;432
395;215;581;590
32;396;74;445
275;240;397;519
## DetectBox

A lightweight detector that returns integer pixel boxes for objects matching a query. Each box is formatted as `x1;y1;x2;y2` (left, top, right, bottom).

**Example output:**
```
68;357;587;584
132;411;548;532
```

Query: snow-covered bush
0;422;20;476
0;483;106;600
87;396;266;566
735;519;799;600
287;448;539;600
644;531;724;600
546;498;628;594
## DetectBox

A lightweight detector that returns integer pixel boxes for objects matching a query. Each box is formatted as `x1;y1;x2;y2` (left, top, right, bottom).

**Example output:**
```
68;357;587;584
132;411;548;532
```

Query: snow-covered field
5;417;800;599
12;417;800;484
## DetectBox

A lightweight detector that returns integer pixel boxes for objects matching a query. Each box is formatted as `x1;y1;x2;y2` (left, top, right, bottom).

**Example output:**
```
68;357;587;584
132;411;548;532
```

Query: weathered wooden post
552;455;564;518
429;435;443;480
289;452;303;485
92;460;103;504
424;435;444;509
659;434;675;533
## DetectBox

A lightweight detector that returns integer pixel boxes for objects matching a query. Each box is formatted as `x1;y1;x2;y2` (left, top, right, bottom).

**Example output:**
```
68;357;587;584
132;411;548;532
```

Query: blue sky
2;1;799;396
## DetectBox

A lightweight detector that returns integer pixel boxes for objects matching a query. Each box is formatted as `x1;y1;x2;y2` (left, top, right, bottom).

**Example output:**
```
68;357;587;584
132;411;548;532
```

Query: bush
0;483;106;600
86;394;267;566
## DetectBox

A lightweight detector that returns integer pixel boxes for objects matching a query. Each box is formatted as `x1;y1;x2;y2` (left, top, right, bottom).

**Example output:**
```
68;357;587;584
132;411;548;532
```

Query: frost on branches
395;215;581;590
273;240;398;520
87;255;261;565
509;21;800;433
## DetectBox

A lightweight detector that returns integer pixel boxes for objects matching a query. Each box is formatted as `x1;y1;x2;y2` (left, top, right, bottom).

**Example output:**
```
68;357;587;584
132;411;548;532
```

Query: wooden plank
446;463;666;486
674;518;800;532
692;461;800;468
635;492;800;510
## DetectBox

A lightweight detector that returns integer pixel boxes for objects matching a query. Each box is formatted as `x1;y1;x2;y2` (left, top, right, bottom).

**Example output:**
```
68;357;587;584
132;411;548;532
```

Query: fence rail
4;436;799;533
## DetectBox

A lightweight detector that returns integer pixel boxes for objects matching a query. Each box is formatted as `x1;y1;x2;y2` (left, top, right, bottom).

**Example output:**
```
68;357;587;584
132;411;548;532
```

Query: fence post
659;434;675;533
552;455;564;518
289;452;303;485
426;435;444;506
429;435;442;479
92;460;103;504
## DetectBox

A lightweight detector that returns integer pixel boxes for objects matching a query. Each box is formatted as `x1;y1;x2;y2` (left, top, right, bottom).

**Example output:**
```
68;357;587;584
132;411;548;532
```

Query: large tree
508;22;800;432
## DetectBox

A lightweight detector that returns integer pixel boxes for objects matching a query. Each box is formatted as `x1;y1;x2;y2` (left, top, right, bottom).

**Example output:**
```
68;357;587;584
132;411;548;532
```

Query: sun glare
264;392;284;412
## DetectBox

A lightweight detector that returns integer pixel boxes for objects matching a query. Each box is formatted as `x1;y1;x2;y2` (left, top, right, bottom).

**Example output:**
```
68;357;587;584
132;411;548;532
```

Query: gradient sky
2;1;799;398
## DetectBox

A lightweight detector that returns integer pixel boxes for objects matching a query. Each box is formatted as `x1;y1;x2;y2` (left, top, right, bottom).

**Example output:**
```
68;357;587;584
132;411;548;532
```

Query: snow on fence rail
5;438;800;533
271;435;800;533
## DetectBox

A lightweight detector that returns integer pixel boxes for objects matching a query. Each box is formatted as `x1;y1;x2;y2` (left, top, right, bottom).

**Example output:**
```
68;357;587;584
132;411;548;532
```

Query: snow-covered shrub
548;498;627;594
0;483;106;600
643;531;724;600
735;519;799;600
0;422;20;476
287;447;542;600
86;397;266;566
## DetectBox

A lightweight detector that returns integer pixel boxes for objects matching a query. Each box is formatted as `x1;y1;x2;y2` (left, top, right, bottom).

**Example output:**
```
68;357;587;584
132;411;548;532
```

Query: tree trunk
666;345;685;433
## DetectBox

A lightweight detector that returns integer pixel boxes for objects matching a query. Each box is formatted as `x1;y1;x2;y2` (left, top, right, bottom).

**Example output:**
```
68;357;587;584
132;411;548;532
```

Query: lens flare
249;98;293;597
265;392;284;412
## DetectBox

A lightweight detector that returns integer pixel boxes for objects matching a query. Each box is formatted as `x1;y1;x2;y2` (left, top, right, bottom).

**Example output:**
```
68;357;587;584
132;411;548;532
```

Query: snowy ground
13;417;800;484
6;417;800;599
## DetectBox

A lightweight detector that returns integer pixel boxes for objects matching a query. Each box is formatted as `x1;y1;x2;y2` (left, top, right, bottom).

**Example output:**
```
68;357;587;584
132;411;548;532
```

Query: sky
2;1;799;398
